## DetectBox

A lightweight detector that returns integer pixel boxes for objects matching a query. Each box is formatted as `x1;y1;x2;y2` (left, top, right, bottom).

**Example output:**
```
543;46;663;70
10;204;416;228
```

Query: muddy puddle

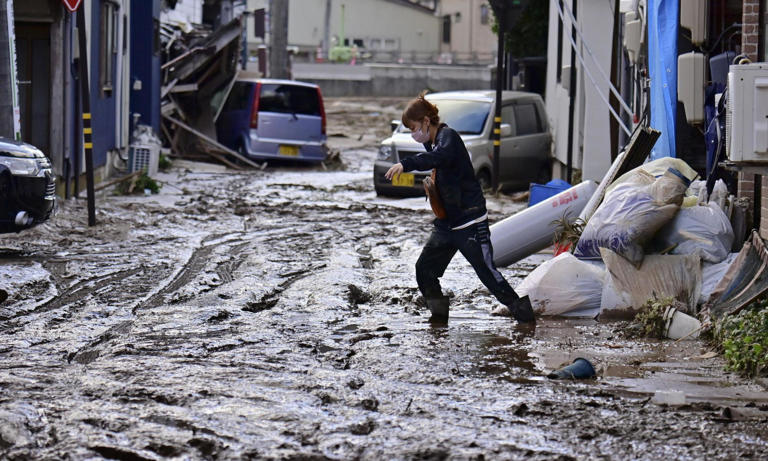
0;98;766;459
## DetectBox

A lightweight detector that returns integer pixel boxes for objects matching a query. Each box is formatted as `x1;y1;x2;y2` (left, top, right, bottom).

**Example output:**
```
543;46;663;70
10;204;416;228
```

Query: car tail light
316;87;326;135
250;82;262;129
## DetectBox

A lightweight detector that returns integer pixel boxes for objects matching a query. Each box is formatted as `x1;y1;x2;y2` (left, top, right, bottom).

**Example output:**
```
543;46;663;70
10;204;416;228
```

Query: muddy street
0;98;767;460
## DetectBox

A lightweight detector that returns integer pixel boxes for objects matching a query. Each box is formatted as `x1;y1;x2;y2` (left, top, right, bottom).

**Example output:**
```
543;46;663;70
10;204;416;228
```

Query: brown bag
423;169;448;219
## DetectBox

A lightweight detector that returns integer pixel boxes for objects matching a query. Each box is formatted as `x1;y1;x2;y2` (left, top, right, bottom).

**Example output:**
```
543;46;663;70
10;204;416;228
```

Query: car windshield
399;99;491;135
259;84;321;116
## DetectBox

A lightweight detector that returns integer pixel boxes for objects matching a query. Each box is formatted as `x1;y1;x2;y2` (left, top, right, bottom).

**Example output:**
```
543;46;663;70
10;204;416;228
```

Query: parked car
215;78;329;163
373;90;552;196
0;137;55;233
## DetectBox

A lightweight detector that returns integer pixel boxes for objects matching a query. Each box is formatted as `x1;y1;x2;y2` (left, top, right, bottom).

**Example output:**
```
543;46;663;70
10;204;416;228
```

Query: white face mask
411;120;430;143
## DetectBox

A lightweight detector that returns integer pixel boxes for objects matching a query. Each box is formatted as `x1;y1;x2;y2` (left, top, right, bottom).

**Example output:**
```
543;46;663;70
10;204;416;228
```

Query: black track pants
415;220;519;305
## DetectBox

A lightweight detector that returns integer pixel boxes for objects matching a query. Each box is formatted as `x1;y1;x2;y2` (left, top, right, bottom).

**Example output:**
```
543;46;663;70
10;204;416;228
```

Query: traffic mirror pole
76;8;96;226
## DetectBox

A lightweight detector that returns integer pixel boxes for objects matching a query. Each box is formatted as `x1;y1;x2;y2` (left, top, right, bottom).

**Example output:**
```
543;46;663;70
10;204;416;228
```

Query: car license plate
392;172;414;187
278;145;299;156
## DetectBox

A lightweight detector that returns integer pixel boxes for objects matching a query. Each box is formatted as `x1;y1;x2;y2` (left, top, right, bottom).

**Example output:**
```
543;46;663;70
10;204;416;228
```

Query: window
384;38;397;50
501;105;515;134
480;4;489;25
259;84;321;116
223;82;253;112
513;103;543;136
442;15;451;44
399;100;491;135
454;12;461;23
99;1;119;96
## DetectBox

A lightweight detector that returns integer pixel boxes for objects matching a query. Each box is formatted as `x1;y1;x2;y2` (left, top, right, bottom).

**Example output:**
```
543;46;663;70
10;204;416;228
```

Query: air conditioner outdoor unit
727;63;768;163
129;143;159;176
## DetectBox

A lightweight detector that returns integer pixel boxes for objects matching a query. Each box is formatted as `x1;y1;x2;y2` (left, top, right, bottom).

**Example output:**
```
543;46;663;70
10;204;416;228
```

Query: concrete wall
292;62;490;96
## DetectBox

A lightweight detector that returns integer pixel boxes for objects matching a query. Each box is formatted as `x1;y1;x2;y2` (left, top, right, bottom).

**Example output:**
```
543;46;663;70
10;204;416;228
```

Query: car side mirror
391;120;401;132
500;123;512;138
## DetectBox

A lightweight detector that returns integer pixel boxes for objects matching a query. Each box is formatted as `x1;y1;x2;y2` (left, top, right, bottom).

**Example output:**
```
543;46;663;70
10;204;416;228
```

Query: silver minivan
373;90;552;195
216;78;329;163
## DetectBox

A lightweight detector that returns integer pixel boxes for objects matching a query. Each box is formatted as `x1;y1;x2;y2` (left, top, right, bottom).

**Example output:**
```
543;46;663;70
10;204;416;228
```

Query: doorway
15;22;51;155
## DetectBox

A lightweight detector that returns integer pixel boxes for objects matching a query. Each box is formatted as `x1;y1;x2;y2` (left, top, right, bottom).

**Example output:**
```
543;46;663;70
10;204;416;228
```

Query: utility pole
0;0;20;140
269;0;289;79
76;8;96;226
491;3;505;193
322;0;331;61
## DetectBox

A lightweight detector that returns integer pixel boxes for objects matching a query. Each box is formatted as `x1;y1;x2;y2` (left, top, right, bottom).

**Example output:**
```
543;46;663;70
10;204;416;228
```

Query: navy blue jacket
400;124;487;229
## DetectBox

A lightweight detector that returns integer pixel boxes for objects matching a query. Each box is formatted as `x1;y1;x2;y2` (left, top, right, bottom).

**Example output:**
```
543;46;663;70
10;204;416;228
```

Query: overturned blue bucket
547;358;596;380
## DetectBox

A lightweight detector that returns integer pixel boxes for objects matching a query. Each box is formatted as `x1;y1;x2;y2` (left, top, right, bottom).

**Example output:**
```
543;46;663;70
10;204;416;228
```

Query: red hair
401;91;440;127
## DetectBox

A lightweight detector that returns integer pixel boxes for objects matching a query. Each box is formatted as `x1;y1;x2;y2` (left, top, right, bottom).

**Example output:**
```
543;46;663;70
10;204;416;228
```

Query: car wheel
476;169;492;192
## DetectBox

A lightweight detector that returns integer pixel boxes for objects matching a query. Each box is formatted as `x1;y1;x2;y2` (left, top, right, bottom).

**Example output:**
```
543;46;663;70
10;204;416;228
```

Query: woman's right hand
385;163;404;181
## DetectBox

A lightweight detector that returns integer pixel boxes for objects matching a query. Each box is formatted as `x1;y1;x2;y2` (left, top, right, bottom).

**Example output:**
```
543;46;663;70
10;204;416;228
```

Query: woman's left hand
385;163;404;181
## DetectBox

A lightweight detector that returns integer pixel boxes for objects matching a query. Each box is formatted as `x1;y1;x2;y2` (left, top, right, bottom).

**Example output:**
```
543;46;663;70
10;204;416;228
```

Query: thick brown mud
0;98;766;459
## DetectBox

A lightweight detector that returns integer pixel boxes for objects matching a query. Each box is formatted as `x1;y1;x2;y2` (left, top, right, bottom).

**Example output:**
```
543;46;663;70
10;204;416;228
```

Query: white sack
575;169;688;267
600;248;702;318
654;202;734;263
515;253;605;317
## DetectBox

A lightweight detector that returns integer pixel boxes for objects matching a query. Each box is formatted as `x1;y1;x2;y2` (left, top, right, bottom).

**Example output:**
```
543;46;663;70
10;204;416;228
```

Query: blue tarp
647;0;678;160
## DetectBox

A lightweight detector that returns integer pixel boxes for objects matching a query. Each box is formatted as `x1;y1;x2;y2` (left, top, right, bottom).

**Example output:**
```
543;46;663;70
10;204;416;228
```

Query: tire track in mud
138;237;244;311
0;267;143;323
69;236;249;364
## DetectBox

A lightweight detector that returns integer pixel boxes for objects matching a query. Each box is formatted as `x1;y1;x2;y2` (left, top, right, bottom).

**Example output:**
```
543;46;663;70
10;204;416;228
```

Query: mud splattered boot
425;296;450;323
506;295;535;323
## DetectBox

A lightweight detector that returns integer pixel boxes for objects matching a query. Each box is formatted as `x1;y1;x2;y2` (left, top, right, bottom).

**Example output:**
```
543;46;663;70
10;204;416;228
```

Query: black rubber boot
425;296;449;323
506;295;535;323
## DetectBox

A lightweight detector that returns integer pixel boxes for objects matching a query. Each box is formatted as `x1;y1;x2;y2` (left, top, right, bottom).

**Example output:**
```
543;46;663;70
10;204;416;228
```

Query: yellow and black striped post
76;8;96;226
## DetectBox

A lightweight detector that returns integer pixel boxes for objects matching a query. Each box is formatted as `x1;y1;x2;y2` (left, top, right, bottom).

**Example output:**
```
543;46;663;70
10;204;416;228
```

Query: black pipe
566;0;577;184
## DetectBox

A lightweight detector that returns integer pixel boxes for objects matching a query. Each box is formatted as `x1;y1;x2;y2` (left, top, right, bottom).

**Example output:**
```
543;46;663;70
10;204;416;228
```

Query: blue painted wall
129;0;161;132
89;0;117;168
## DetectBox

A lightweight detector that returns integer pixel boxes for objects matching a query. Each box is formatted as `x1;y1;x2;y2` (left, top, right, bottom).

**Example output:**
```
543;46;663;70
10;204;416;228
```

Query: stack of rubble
514;126;768;331
159;16;260;169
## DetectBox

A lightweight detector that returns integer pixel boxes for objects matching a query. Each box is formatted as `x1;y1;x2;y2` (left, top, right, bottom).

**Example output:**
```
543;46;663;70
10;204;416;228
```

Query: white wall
437;0;495;56
545;0;617;182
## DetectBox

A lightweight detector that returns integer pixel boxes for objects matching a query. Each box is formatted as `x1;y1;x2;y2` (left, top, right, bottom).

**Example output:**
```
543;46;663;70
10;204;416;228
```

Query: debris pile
509;126;768;343
159;16;260;169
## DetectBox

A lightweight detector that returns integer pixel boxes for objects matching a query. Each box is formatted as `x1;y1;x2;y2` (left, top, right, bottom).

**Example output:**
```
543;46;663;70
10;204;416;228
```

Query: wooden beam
162;114;264;169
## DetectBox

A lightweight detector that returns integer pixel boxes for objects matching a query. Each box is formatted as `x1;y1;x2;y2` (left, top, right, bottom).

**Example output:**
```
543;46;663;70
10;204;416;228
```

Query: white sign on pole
6;0;20;140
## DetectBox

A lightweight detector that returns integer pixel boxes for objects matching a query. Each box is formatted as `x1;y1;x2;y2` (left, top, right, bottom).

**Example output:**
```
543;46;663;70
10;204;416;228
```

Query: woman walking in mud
384;92;534;324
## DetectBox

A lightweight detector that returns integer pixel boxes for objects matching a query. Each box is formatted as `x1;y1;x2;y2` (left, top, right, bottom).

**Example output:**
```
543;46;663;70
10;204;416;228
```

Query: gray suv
373;90;552;196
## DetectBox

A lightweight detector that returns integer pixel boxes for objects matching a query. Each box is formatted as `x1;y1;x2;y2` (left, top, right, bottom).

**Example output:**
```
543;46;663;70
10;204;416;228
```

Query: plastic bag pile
516;157;738;318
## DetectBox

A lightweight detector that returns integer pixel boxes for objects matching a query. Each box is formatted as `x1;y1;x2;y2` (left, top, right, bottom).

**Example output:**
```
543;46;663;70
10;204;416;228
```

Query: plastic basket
528;179;572;207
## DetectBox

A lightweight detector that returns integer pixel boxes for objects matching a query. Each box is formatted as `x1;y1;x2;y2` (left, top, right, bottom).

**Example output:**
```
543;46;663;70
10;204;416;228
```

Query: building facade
246;0;441;63
2;0;164;195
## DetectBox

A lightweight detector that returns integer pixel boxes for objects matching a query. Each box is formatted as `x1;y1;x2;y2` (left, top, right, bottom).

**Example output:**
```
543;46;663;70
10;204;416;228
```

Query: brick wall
743;0;761;61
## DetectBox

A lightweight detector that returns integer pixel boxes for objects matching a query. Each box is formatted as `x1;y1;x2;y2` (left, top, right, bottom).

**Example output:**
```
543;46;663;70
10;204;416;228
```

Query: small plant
117;171;160;195
158;154;172;171
714;299;768;377
635;297;674;339
551;213;585;253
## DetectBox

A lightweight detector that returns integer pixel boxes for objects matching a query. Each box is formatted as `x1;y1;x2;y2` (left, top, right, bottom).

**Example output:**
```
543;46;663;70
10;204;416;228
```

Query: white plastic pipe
490;180;598;267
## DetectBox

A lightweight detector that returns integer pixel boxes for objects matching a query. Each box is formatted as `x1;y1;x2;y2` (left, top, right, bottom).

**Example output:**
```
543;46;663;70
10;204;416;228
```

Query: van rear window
259;84;321;116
